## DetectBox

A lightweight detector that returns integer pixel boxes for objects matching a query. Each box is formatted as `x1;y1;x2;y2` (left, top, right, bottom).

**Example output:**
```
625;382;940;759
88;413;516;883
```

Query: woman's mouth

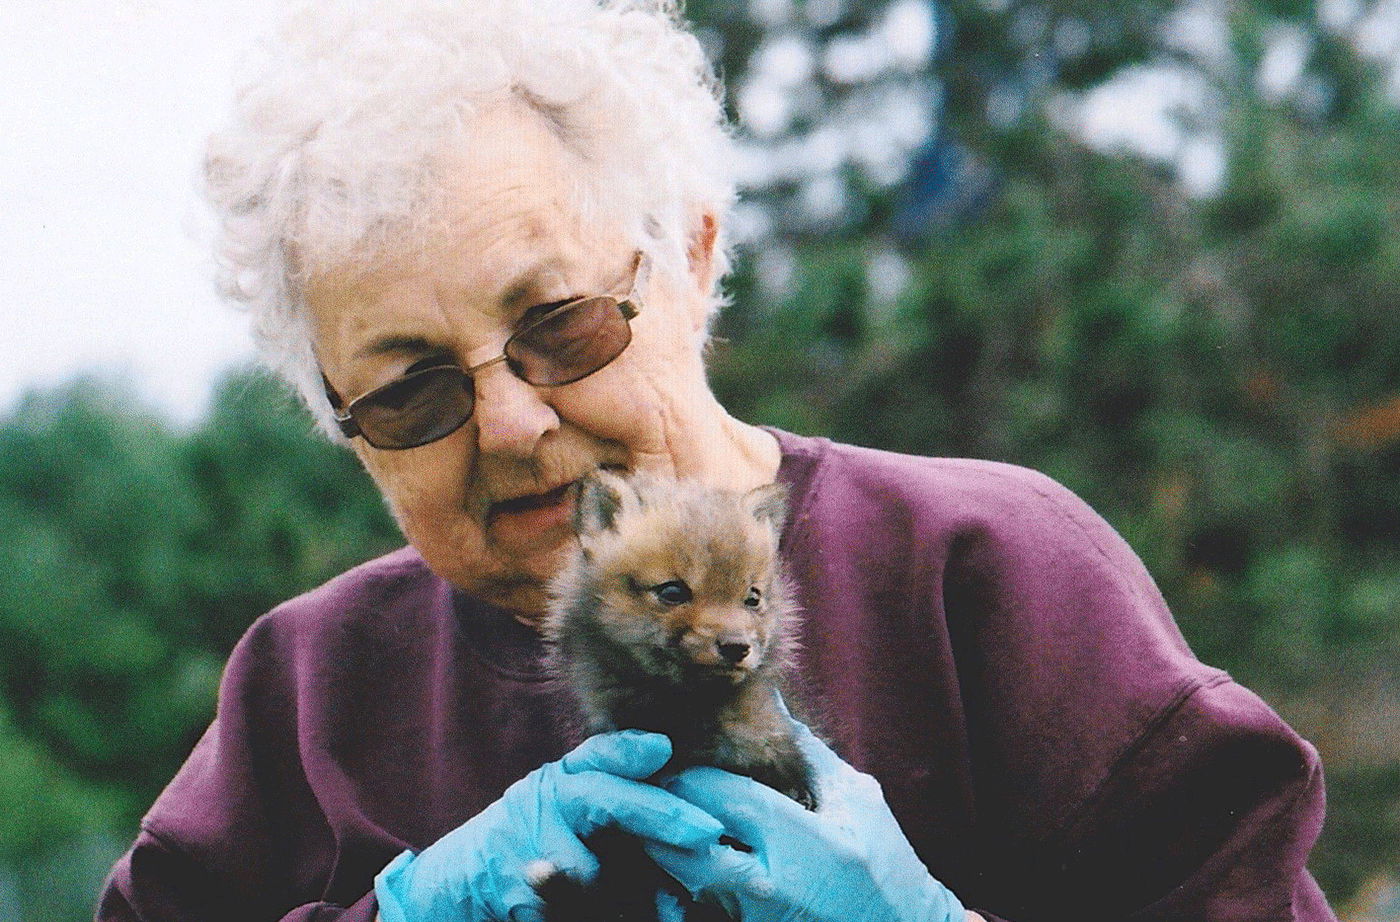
485;481;577;548
490;482;575;517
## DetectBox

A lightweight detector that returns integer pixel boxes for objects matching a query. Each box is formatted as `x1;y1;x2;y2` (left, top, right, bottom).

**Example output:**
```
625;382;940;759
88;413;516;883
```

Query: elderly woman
98;1;1335;920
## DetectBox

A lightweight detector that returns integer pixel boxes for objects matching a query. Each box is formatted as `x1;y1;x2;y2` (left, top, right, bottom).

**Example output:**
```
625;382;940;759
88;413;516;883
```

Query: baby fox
544;468;815;808
534;469;815;922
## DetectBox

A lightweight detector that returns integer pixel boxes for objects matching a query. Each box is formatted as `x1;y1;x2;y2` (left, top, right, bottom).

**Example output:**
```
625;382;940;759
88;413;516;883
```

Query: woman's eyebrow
518;296;581;323
499;258;573;311
347;256;588;361
352;333;444;362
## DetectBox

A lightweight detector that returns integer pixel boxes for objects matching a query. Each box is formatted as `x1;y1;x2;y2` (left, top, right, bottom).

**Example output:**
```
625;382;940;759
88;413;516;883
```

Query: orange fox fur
543;469;814;809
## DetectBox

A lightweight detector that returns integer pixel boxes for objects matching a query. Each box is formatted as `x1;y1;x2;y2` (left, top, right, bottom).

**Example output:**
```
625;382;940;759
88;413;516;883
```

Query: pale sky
1;0;279;424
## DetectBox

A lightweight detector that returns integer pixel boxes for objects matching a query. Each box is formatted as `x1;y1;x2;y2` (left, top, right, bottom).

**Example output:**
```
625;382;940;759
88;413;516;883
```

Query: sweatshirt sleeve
955;675;1330;920
1046;675;1330;920
93;544;569;922
772;435;1335;921
95;828;380;922
92;563;418;922
930;462;1334;920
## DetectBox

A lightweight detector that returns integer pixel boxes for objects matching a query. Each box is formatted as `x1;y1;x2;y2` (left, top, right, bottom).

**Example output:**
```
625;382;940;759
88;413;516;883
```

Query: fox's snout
678;610;764;670
717;639;751;664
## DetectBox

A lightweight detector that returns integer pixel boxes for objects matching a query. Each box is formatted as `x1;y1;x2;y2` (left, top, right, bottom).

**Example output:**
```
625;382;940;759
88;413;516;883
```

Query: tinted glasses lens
351;366;472;449
507;297;633;387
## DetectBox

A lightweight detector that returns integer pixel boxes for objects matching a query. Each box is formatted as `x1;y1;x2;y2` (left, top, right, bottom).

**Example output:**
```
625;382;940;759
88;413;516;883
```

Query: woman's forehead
305;208;623;319
299;100;604;277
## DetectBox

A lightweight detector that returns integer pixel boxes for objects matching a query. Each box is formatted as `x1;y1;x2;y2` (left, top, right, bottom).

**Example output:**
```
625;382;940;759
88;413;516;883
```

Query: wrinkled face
305;102;717;617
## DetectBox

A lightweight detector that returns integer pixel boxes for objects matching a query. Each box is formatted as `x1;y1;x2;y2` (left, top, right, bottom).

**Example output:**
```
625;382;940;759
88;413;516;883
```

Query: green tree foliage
0;372;400;870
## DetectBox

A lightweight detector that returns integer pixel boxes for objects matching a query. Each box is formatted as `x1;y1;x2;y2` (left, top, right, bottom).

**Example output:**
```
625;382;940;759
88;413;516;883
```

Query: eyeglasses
323;252;648;450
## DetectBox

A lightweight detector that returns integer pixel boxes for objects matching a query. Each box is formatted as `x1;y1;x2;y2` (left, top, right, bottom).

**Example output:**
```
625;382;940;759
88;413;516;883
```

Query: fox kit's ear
744;483;789;543
574;470;628;536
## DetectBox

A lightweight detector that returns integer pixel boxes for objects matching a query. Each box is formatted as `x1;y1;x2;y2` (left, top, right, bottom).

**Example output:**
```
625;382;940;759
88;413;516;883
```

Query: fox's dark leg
746;753;818;811
530;868;594;922
532;828;665;922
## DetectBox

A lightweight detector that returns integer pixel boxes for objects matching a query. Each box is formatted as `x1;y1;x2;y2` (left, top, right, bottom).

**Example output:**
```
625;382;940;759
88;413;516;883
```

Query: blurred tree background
0;374;402;918
3;0;1399;917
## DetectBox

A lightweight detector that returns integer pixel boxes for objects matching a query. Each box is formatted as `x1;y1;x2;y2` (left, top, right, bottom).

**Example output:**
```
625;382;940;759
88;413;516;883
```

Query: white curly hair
204;0;738;433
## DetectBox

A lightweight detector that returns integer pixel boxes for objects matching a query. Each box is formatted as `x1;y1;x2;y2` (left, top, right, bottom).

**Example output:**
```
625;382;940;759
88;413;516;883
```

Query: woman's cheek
354;440;473;527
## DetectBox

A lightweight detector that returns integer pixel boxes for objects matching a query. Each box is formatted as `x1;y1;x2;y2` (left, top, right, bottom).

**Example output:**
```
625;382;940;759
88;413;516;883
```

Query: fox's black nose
718;641;751;664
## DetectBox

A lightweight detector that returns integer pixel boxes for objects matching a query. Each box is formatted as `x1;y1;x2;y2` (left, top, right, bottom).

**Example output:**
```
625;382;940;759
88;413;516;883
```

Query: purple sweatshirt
97;431;1335;921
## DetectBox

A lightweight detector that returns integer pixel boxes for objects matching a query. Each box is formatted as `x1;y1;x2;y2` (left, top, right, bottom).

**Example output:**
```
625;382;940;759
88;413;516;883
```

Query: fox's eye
651;580;693;606
744;587;762;608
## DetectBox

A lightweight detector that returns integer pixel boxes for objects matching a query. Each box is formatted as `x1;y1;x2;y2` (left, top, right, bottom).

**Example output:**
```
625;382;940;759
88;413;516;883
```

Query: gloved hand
643;719;966;922
375;731;725;922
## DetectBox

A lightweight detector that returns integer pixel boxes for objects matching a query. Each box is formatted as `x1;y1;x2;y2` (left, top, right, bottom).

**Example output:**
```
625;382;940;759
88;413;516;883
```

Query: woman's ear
684;212;719;333
687;212;718;288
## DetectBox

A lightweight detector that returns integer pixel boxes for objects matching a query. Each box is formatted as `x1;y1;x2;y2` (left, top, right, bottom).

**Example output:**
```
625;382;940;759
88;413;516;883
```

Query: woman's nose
470;361;560;457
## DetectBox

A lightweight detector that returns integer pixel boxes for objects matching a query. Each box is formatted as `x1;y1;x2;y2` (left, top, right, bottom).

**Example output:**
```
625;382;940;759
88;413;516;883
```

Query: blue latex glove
644;719;966;922
375;731;725;922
